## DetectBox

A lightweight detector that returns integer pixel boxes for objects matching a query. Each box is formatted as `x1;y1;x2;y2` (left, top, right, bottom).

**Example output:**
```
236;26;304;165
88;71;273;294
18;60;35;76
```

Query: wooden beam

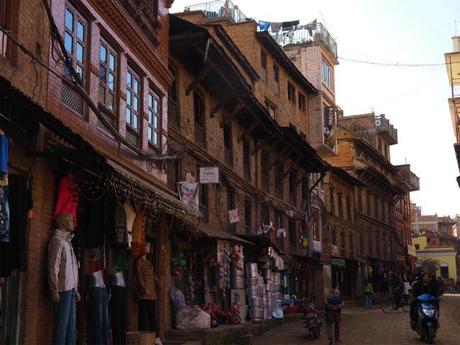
211;89;238;117
283;158;301;179
270;147;291;169
223;103;245;122
296;171;307;187
186;64;212;96
238;121;259;143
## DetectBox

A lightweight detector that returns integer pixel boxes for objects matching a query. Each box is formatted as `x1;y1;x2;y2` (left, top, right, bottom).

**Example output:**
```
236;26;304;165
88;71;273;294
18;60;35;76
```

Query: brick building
0;0;201;344
326;113;418;291
171;4;329;306
323;167;363;297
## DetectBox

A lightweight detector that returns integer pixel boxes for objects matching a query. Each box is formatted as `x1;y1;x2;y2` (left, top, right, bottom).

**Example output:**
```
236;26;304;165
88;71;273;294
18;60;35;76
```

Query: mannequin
87;247;108;345
48;213;80;345
135;242;163;345
110;255;128;345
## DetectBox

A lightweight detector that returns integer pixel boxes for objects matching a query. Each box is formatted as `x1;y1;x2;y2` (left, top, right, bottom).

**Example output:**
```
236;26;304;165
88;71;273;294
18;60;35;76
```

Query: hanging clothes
113;203;128;248
282;20;299;30
0;186;9;242
0;135;9;177
270;22;283;33
124;202;136;248
53;175;78;226
258;21;271;31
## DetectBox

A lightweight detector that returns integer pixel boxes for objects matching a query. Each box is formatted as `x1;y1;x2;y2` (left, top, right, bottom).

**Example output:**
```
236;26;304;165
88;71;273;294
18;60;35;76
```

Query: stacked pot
246;263;264;320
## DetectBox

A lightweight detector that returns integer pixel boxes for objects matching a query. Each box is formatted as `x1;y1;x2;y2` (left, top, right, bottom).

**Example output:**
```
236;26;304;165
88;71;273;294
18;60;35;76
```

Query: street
253;295;460;345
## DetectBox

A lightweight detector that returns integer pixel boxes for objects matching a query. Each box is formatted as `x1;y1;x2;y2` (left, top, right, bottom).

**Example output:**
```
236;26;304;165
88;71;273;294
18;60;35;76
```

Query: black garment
282;20;300;30
111;286;127;345
138;300;157;333
81;198;105;248
411;280;439;299
0;174;33;276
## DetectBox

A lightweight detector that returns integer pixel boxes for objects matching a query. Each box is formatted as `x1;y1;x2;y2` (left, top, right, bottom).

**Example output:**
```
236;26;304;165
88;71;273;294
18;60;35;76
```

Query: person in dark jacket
410;272;440;329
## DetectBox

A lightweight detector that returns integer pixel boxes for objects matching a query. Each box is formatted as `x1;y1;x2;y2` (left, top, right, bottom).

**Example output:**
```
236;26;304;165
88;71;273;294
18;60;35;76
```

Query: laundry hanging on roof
258;21;270;31
270;22;283;33
282;20;300;30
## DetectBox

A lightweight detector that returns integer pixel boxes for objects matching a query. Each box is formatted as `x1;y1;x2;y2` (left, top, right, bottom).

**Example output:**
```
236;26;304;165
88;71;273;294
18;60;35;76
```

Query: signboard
199;167;219;184
312;240;322;253
407;245;417;257
177;182;199;211
228;208;240;224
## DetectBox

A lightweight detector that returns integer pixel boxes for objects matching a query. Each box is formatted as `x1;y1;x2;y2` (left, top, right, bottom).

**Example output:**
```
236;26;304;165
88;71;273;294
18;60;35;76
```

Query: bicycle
380;292;410;313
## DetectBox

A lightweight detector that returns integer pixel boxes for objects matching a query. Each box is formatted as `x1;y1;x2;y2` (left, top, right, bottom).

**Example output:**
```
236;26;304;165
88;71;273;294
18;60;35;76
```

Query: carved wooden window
0;0;11;57
126;69;140;131
99;41;117;113
63;5;86;82
260;51;267;80
147;91;160;147
287;82;296;104
298;92;306;111
273;65;280;95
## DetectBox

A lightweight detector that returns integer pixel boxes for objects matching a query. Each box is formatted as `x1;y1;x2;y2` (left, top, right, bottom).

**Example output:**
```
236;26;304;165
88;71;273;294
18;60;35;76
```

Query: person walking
363;279;374;309
324;288;344;345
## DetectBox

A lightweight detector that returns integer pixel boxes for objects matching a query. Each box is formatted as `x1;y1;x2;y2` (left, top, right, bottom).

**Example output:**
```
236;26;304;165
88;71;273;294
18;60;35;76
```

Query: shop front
0;76;199;345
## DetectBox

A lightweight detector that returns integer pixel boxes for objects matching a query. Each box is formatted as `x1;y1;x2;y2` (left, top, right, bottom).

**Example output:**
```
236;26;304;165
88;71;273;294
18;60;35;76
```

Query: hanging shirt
0;135;9;176
53;175;78;226
124;202;136;247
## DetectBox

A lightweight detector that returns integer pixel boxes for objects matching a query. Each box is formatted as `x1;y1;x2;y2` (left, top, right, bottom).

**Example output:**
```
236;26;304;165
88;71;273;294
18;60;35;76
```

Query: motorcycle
303;298;322;339
415;294;439;344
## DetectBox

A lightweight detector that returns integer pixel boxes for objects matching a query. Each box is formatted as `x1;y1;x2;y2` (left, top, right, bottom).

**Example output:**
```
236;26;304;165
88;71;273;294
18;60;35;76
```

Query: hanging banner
177;182;199;211
228;208;240;224
199;167;220;184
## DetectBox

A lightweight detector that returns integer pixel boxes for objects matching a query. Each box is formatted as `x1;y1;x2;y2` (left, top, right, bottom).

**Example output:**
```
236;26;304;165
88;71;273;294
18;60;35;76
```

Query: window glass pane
133;96;138;111
148;94;153;107
99;65;106;81
76;43;84;63
109;54;115;70
153;98;159;113
126;90;131;105
133;115;138;129
125;108;131;124
64;32;73;54
133;78;139;93
108;73;114;91
98;85;105;104
107;93;114;110
76;21;84;41
76;65;83;80
153;116;158;128
100;44;107;62
65;9;74;31
148;128;152;141
154;132;158;145
127;72;132;87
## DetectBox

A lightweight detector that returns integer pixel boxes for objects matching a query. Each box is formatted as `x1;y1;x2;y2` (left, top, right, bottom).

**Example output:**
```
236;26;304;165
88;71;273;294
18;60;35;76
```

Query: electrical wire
339;56;459;68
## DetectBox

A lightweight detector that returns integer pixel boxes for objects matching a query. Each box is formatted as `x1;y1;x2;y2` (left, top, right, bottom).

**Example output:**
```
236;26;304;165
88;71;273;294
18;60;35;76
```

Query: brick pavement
253;295;460;345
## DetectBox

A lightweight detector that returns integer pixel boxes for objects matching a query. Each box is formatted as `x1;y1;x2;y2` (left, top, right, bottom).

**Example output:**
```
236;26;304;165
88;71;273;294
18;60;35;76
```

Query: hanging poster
228;208;240;224
177;182;199;211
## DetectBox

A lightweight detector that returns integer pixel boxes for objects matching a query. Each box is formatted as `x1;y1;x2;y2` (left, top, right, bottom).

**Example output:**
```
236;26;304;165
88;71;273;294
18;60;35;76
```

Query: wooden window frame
287;81;296;104
243;137;251;180
289;170;297;205
223;122;233;166
125;68;141;132
261;51;267;80
273;64;280;95
244;198;252;234
298;92;306;111
261;150;270;192
98;39;117;113
63;4;87;83
147;90;161;148
193;91;206;147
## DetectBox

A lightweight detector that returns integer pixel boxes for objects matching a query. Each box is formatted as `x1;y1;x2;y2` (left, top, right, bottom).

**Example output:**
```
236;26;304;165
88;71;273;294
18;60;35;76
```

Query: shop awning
106;159;201;219
198;223;253;244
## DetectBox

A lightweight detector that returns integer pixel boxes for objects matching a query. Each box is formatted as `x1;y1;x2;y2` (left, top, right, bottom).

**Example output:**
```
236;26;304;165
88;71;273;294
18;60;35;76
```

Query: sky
171;0;460;217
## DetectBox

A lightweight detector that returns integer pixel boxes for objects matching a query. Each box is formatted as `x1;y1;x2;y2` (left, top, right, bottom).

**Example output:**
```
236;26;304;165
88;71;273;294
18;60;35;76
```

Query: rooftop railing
270;22;337;59
375;114;398;144
184;0;248;23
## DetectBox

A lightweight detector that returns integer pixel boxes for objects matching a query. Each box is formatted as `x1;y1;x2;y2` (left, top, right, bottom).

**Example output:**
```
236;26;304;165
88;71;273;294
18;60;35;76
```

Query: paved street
253;295;460;345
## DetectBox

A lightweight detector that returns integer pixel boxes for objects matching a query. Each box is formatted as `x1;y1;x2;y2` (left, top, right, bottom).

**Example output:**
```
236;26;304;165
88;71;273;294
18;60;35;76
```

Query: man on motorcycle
410;272;439;329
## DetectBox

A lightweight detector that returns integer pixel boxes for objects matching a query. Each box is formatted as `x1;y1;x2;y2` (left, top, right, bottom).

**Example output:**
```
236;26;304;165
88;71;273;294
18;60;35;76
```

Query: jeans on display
138;299;157;333
88;287;108;345
111;286;127;345
0;186;10;242
364;294;373;308
54;289;76;345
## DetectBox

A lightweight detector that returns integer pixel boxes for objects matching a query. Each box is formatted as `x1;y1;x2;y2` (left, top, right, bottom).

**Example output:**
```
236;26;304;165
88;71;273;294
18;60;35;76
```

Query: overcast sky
172;0;460;217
